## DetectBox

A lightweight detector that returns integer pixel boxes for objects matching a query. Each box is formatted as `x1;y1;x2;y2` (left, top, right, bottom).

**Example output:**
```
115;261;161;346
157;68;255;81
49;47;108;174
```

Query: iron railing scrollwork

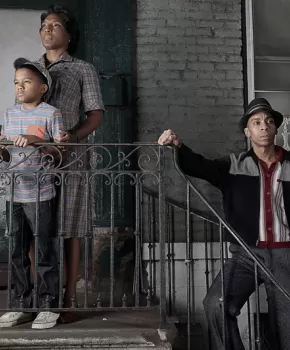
0;142;166;327
0;141;288;349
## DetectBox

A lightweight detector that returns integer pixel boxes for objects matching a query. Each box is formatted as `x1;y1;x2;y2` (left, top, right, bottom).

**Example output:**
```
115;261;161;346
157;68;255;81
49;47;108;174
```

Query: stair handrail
142;186;218;226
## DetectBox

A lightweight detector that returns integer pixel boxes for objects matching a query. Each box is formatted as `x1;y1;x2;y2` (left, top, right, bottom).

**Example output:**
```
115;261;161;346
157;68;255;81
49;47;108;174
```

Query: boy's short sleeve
1;110;8;139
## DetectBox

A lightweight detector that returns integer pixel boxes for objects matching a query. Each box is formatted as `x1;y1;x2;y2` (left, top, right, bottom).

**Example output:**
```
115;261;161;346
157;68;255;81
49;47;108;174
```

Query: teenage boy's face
14;68;47;104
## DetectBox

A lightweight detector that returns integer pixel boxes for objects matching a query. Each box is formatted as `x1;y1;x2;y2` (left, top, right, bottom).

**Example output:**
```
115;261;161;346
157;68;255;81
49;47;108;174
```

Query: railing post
219;222;227;350
134;173;141;307
204;221;212;350
110;172;115;307
7;173;14;309
254;262;261;350
158;146;166;327
185;182;193;350
166;204;174;316
58;173;65;309
33;172;40;309
84;172;90;309
247;300;253;350
147;195;154;300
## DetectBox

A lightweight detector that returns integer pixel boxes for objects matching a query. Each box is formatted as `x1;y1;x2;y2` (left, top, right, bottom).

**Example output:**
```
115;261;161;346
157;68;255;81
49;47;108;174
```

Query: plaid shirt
36;53;104;237
37;53;104;133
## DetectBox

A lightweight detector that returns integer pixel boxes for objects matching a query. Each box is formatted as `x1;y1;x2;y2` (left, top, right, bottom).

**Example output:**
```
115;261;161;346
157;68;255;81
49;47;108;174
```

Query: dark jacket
178;144;290;246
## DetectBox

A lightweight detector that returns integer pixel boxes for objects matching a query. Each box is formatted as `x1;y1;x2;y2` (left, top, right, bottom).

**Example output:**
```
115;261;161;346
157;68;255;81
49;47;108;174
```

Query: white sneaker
32;312;59;329
0;312;33;327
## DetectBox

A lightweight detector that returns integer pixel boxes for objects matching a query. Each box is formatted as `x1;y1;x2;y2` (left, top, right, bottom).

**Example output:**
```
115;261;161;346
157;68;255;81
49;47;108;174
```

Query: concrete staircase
0;310;177;350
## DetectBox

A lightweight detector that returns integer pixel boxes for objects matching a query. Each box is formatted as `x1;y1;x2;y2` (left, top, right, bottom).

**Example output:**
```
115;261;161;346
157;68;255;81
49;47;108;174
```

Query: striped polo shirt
2;102;63;203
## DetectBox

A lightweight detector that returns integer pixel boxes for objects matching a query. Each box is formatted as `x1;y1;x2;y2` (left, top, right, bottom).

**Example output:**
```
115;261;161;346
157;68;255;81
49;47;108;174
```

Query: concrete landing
0;310;177;350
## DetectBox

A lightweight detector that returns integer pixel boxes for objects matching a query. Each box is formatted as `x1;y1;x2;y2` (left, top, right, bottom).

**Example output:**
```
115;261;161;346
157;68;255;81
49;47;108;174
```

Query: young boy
0;58;63;329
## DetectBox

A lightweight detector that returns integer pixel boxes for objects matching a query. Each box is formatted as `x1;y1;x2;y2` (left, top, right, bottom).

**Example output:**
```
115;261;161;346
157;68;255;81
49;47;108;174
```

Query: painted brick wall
135;0;246;241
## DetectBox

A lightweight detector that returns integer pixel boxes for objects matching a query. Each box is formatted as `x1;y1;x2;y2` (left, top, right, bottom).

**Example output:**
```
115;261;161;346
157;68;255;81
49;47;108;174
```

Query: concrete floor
0;305;177;349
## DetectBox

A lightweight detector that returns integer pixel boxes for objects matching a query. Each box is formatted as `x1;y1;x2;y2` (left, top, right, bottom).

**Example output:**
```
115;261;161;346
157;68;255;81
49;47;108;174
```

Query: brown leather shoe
60;293;79;324
59;311;78;324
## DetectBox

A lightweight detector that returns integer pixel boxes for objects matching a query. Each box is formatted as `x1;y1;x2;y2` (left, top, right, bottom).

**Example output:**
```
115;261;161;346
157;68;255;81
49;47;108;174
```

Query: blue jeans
6;200;59;309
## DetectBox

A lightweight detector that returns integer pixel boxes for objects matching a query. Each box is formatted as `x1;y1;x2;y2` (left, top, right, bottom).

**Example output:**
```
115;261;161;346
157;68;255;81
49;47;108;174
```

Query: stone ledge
0;311;177;350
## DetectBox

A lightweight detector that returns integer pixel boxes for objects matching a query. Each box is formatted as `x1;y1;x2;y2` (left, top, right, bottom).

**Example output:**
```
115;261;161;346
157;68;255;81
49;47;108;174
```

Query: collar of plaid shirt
37;52;73;67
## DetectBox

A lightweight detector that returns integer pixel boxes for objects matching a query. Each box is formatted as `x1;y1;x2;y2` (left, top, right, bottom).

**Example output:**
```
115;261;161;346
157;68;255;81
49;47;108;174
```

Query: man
158;98;290;349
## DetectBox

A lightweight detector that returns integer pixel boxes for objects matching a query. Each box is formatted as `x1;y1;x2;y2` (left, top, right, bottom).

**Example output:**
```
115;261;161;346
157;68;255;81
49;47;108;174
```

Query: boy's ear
41;84;48;94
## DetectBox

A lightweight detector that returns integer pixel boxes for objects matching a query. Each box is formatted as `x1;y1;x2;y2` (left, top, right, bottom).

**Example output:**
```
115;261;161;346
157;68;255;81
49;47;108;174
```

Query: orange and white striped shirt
2;102;63;203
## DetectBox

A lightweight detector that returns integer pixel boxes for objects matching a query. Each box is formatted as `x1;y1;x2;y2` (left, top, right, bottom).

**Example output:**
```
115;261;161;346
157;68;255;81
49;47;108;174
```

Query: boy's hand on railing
14;135;42;148
158;129;182;147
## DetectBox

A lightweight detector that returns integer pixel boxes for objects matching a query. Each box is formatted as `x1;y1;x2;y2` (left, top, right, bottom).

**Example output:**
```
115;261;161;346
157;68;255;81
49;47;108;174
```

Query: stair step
0;311;176;350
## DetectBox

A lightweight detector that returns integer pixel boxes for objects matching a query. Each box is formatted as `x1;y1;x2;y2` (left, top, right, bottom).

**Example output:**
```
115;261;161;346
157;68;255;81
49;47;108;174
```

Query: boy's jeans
6;200;59;309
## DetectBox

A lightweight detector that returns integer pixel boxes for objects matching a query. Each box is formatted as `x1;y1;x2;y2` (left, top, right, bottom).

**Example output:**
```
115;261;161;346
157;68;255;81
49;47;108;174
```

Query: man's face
39;14;70;51
244;111;277;147
14;68;47;104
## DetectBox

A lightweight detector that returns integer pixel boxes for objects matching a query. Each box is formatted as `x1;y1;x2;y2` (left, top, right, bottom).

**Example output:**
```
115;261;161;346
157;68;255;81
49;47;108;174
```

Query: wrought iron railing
0;142;289;350
0;142;166;325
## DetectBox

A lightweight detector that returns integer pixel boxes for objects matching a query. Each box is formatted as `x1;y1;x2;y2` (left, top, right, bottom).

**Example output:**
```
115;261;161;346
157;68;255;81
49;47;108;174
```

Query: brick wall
136;0;246;240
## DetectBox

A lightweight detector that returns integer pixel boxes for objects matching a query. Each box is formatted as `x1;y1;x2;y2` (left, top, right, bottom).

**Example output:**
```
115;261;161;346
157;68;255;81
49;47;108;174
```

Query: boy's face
14;68;48;104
